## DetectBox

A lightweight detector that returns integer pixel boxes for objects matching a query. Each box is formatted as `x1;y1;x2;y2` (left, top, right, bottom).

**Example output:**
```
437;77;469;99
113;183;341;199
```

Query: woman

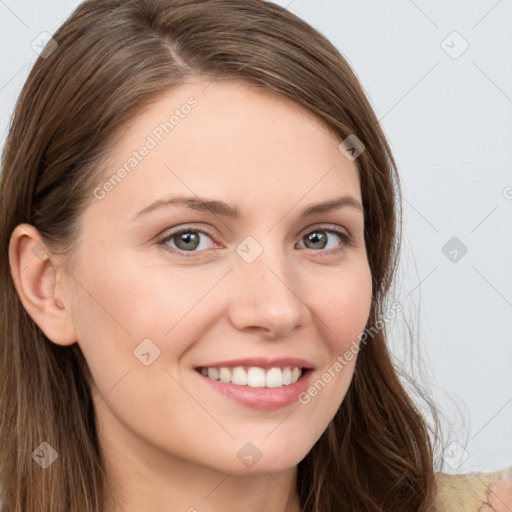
0;0;510;510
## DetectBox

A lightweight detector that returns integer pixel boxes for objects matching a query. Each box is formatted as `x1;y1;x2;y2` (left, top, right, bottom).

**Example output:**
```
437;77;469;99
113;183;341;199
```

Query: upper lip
195;357;315;370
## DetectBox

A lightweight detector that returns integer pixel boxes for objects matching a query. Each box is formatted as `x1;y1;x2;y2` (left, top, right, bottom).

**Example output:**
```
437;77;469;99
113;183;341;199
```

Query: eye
297;225;354;255
158;224;354;257
159;227;215;256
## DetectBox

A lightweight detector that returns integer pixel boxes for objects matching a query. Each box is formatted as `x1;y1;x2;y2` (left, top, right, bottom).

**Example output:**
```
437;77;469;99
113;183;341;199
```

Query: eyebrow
132;195;363;221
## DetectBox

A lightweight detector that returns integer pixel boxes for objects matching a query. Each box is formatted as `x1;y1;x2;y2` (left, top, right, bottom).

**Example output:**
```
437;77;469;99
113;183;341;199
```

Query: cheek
296;260;372;419
311;260;373;352
68;249;227;381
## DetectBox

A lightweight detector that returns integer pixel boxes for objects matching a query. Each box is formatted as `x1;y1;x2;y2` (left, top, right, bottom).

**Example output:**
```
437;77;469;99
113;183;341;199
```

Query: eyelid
298;222;352;239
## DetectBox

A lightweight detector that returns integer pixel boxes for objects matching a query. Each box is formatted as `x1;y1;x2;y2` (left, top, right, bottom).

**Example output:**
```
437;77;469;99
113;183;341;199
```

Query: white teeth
231;366;248;385
247;367;265;387
265;367;282;388
207;367;219;380
199;366;303;387
219;367;231;383
282;367;292;385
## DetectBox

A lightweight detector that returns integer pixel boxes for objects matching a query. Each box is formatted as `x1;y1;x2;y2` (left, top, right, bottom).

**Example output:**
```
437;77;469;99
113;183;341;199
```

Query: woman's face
63;79;372;475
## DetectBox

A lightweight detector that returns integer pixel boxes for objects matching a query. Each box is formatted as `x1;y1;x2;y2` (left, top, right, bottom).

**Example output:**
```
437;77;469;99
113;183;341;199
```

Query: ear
8;223;78;346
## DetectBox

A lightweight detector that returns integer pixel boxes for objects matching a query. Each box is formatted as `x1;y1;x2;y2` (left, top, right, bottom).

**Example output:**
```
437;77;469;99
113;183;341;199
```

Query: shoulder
435;466;512;512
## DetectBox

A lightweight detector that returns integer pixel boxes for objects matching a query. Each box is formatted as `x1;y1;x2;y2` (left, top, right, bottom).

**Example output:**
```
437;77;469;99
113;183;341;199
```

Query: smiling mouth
195;365;309;388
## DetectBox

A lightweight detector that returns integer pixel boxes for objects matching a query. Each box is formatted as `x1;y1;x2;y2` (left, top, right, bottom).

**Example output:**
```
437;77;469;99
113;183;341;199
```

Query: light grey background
1;0;511;474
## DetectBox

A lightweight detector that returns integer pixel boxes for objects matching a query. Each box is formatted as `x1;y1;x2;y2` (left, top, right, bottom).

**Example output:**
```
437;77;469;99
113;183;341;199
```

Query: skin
9;79;373;512
480;476;512;512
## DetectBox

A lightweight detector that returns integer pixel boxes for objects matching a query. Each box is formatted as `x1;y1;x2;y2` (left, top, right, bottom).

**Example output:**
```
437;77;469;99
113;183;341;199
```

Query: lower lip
195;369;314;410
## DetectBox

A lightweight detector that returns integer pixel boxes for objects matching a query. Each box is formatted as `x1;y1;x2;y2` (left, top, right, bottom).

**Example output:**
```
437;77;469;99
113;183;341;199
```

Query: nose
226;241;310;339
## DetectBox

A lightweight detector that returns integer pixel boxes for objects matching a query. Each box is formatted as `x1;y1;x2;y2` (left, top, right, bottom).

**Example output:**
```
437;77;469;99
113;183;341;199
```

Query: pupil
178;232;199;250
307;232;326;249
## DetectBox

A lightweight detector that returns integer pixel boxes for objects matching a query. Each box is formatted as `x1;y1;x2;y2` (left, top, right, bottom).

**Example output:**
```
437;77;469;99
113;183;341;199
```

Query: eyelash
158;224;355;258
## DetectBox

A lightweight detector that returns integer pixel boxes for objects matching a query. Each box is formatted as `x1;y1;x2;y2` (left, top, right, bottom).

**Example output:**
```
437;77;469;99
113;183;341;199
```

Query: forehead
88;79;361;222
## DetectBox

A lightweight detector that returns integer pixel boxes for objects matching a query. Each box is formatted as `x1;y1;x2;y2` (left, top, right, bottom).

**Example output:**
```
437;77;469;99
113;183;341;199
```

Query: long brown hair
0;0;442;510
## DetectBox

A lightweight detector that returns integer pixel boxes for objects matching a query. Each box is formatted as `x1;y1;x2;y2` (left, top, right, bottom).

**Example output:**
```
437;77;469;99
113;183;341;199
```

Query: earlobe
8;223;78;346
